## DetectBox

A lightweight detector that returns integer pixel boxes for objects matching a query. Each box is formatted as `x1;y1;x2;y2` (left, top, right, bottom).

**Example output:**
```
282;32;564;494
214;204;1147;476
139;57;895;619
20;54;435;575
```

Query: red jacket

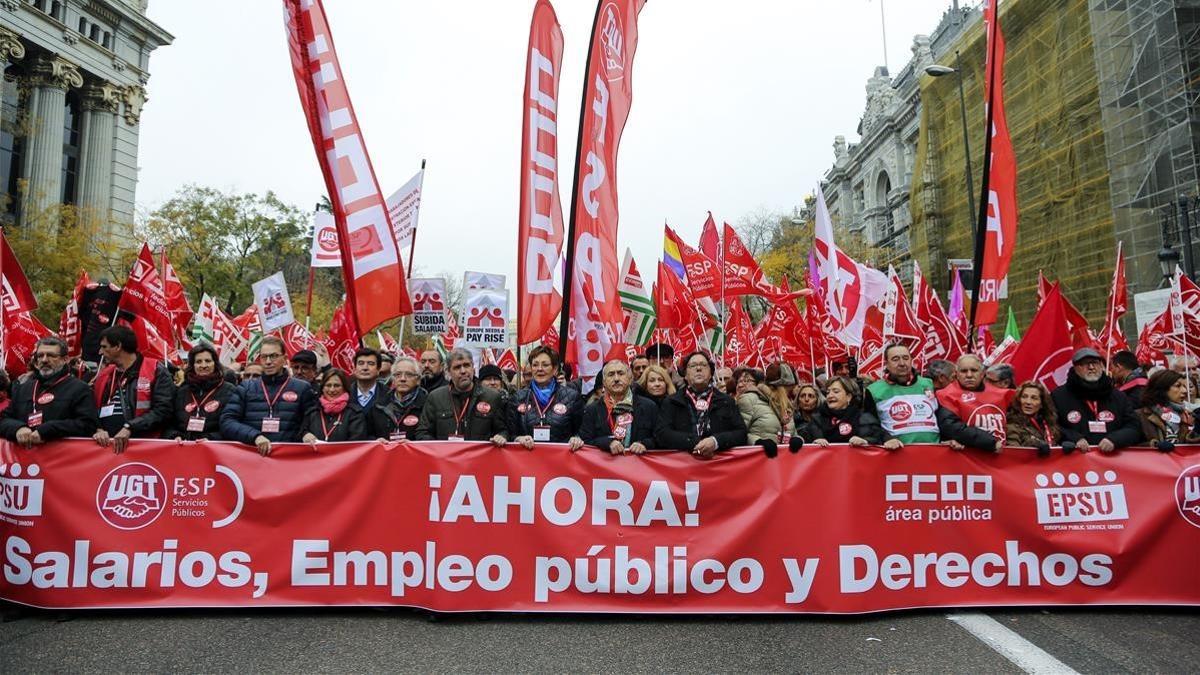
936;381;1016;443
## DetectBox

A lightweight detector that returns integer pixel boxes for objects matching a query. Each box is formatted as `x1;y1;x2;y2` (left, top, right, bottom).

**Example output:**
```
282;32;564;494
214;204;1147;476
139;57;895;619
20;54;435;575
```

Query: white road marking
946;612;1080;674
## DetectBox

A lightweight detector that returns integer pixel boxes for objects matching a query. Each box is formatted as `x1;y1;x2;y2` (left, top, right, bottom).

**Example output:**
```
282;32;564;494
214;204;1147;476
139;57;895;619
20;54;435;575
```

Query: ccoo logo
96;463;167;530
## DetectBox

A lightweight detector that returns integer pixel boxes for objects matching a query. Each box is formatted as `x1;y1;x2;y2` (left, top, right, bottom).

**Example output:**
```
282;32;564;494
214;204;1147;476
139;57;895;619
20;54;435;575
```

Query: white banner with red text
1;440;1197;612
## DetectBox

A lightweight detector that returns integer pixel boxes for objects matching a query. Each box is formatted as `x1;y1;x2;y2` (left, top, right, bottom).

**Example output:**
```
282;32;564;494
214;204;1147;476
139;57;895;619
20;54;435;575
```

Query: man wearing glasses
377;356;427;441
92;325;176;453
0;337;98;447
220;336;317;456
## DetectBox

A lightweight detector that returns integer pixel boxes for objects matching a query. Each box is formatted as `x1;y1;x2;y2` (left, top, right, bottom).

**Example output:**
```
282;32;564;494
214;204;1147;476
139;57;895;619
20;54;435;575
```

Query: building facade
0;0;171;237
822;4;978;278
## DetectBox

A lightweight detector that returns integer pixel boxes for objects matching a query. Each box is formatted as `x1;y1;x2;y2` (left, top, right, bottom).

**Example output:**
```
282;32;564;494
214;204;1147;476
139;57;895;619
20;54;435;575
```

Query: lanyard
31;374;69;413
1029;415;1053;446
189;386;220;418
106;368;125;404
319;411;343;439
452;393;473;435
259;377;292;417
685;388;713;412
1084;401;1099;419
532;389;555;421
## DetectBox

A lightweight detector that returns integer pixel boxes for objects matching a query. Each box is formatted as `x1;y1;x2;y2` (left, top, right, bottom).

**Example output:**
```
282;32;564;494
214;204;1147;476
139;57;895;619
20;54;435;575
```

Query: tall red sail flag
0;229;36;319
1010;284;1073;391
1098;241;1129;359
517;0;565;345
973;0;1018;326
564;0;646;384
283;0;411;333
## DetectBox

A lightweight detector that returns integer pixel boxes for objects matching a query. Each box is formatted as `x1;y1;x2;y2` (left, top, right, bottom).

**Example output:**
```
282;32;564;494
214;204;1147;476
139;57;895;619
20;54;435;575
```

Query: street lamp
924;51;977;247
1159;245;1180;284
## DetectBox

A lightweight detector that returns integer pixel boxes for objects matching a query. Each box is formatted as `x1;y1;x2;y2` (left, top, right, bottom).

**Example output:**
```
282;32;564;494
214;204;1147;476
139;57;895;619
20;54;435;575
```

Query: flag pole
556;0;605;366
967;1;1002;347
396;159;426;349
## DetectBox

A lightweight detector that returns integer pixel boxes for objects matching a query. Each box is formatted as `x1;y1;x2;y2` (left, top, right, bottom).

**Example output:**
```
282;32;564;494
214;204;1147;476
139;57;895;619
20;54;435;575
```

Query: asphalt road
2;606;1197;672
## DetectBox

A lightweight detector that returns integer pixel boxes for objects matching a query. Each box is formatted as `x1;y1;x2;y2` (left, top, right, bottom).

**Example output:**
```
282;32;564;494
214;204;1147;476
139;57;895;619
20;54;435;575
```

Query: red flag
376;328;400;356
1038;274;1097;350
722;223;798;300
564;0;646;385
160;251;193;339
985;335;1020;366
279;322;321;357
754;276;811;366
1010;285;1073;390
59;269;90;359
699;213;720;261
328;301;361;372
4;311;51;376
974;0;1018;325
912;261;965;364
116;243;173;347
883;266;924;349
855;306;887;380
0;229;37;319
665;225;719;300
539;323;559;353
655;261;696;331
496;349;520;372
723;299;755;366
443;309;460;350
128;315;175;365
284;0;412;333
517;0;565;345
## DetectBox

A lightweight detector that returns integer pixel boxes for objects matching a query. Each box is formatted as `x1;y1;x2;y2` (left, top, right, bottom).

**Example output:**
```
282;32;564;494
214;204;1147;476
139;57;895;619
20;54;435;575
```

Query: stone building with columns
821;4;976;278
0;0;171;238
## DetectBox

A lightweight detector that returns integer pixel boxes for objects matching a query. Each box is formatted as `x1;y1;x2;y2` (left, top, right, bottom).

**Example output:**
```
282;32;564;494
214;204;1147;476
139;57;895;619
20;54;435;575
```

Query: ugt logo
1177;465;1200;529
96;463;166;530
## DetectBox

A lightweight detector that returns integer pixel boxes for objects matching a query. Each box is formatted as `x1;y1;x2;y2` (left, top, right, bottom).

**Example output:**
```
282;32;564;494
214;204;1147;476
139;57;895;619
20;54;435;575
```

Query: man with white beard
1051;348;1143;452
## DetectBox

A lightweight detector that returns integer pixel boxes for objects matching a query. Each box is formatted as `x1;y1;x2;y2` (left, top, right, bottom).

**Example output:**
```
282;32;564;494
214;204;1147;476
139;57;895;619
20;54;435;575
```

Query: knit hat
478;364;505;382
765;362;797;387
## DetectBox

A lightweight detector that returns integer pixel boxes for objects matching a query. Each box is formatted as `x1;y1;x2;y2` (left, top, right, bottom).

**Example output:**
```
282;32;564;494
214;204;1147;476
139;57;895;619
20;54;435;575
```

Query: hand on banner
692;436;718;459
112;427;132;454
849;436;869;447
993;440;1004;454
15;427;42;449
946;439;965;451
812;438;830;448
516;435;535;450
1098;438;1115;453
254;435;272;456
567;436;584;452
303;433;319;448
629;442;647;456
883;438;903;451
607;440;625;455
490;434;507;448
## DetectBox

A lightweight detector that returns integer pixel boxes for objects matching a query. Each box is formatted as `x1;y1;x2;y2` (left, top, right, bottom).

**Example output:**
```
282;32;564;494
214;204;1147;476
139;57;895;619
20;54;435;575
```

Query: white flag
310;212;341;268
814;185;888;346
461;288;508;348
252;272;295;332
386;169;424;252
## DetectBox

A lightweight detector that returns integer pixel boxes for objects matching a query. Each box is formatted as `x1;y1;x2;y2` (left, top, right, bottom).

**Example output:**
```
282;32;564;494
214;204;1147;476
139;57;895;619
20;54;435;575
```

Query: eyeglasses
260;353;283;361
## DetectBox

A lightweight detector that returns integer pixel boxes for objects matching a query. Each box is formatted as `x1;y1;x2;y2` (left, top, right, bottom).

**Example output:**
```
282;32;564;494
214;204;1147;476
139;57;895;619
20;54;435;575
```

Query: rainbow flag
662;225;687;280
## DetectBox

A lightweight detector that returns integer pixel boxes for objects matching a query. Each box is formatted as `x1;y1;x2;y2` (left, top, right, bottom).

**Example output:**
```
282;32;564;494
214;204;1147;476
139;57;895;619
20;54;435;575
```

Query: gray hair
35;336;69;357
987;363;1014;385
447;348;474;368
924;359;955;381
393;356;420;374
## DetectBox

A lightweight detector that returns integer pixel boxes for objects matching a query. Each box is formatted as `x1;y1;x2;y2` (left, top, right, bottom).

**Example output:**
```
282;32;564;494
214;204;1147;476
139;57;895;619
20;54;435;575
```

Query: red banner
517;0;566;345
564;0;646;384
975;0;1017;325
117;243;173;346
283;0;412;333
3;439;1197;612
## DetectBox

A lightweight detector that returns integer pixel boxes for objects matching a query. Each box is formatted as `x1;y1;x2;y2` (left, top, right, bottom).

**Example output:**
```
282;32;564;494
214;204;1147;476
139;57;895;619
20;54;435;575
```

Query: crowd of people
0;326;1189;456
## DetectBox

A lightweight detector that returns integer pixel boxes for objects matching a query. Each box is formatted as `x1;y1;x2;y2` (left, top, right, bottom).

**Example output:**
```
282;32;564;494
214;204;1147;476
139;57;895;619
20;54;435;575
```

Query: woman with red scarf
1004;381;1061;455
301;369;366;444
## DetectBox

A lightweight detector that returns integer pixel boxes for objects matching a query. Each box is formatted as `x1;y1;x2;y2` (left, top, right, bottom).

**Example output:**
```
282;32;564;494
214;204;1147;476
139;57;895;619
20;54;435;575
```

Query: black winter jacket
347;381;391;439
377;388;428;440
1051;371;1143;448
936;406;1002;450
219;372;317;444
413;384;508;441
655;388;747;452
0;368;98;441
164;377;237;441
507;382;583;441
301;406;367;442
94;356;176;437
579;394;658;449
798;404;884;444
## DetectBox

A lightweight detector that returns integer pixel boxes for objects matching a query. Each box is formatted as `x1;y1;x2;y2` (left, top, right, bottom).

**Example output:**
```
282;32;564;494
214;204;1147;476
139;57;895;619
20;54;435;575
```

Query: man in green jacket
865;344;941;449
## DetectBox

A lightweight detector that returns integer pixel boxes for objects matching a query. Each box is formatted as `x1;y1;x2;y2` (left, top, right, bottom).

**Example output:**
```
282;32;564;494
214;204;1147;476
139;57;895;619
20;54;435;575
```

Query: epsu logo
1034;470;1128;525
0;462;44;519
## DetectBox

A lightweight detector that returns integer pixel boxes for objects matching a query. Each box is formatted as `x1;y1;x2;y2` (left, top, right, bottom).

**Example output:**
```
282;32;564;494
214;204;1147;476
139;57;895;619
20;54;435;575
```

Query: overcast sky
138;0;962;288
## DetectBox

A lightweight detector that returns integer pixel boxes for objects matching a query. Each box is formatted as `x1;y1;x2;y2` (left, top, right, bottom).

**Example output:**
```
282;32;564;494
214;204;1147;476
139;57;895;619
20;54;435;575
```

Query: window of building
50;1;63;21
30;0;47;14
103;32;112;50
89;25;101;42
1;66;24;222
78;17;88;34
60;94;80;205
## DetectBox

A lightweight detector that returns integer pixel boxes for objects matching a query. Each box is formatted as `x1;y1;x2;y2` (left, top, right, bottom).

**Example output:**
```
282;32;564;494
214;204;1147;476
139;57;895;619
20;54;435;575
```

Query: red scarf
93;357;159;418
320;392;350;415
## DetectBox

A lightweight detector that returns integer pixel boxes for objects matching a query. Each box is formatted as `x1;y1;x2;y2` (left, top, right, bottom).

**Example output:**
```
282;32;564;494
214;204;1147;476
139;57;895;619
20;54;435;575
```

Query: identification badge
533;426;551;442
616;413;633;427
99;405;116;418
611;426;626;438
448;435;465;442
390;431;407;441
261;417;281;433
1088;420;1107;434
27;411;43;427
187;417;206;432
